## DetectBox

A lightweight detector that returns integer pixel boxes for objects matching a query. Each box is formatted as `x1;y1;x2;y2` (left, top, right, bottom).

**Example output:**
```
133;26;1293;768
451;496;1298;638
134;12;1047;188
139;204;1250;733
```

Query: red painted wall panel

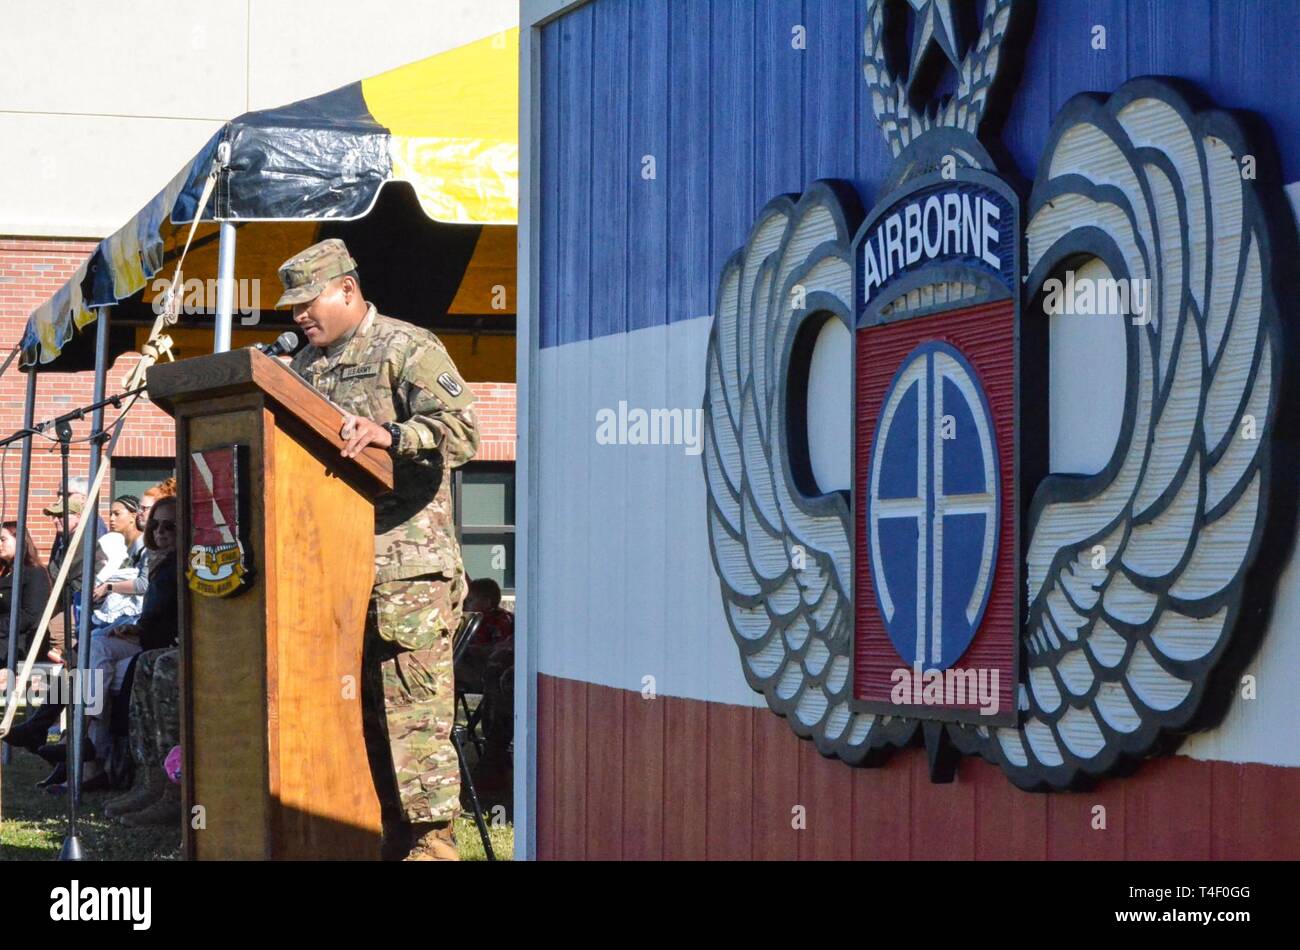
705;702;752;859
797;739;853;860
661;695;708;860
909;751;977;860
585;681;624;859
537;675;1298;861
849;754;912;860
1046;778;1127;860
552;677;588;860
751;709;801;860
1123;756;1213;860
536;673;558;860
621;691;665;860
974;762;1048;860
1210;760;1300;860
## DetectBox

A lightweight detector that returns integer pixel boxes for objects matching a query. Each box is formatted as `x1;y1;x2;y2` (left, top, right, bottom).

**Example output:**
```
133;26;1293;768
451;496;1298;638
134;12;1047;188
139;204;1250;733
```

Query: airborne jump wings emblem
702;0;1292;789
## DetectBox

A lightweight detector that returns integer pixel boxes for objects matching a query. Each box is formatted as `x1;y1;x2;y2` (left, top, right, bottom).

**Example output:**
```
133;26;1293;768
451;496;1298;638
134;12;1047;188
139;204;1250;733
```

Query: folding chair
452;612;488;756
450;612;495;860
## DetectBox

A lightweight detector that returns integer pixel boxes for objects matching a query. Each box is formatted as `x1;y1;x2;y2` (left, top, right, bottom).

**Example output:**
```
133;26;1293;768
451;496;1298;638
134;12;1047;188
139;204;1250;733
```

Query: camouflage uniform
128;647;180;767
288;283;478;828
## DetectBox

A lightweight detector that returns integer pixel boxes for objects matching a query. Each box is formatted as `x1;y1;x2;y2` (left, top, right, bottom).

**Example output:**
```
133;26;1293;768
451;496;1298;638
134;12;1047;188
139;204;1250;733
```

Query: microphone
256;331;299;358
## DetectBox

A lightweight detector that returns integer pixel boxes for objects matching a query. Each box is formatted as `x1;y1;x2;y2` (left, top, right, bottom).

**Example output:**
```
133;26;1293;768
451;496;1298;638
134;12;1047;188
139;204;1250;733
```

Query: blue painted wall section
540;0;1300;349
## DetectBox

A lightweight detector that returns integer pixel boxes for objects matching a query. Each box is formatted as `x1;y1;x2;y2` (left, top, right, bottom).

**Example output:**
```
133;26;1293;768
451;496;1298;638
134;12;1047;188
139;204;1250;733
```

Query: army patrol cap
43;496;84;517
275;239;359;308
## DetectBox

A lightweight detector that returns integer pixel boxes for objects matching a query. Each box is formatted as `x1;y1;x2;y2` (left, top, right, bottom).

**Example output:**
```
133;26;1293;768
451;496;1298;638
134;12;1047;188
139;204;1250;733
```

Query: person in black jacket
0;521;52;673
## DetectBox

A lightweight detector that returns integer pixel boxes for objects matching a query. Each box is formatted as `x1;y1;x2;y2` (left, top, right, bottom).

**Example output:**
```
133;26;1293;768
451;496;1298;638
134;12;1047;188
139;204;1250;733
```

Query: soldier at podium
276;239;479;861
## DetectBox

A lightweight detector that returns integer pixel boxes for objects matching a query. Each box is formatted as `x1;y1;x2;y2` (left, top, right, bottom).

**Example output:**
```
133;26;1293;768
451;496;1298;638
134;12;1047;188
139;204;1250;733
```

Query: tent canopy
23;27;518;369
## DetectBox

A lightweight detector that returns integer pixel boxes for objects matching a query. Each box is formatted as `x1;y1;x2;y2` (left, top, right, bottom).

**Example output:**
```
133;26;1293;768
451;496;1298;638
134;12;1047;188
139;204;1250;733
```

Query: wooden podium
148;348;393;860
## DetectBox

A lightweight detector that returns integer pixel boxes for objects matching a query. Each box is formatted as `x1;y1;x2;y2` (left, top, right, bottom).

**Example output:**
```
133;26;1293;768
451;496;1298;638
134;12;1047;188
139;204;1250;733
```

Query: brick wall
472;381;516;462
0;238;516;558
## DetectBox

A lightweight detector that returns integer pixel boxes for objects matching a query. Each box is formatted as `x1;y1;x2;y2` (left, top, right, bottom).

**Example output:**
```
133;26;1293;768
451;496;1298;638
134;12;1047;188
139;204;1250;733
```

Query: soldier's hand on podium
339;412;392;459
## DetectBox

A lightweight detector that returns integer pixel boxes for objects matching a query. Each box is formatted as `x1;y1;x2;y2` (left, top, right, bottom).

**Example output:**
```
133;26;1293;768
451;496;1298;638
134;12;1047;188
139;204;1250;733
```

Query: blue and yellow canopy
23;27;518;367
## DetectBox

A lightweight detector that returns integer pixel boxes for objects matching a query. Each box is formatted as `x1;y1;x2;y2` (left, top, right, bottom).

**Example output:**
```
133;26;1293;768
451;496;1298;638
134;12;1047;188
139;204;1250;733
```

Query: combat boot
404;821;459;861
120;781;181;828
105;770;165;819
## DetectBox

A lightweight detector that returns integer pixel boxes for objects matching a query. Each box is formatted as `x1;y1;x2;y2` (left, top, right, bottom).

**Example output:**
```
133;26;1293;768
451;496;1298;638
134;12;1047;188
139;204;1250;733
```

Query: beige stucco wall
0;0;518;238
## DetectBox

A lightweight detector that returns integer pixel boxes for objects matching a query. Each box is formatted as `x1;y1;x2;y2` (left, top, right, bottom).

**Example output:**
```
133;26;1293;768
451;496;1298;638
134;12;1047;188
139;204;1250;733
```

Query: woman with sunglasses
100;498;179;653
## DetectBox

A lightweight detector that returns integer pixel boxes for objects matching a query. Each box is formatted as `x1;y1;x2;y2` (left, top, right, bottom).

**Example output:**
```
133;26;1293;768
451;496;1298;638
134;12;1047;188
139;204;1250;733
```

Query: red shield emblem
187;445;252;597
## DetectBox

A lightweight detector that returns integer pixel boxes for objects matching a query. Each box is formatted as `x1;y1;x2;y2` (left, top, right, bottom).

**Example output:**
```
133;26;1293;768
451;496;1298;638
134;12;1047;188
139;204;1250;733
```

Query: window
454;462;515;593
111;458;175;503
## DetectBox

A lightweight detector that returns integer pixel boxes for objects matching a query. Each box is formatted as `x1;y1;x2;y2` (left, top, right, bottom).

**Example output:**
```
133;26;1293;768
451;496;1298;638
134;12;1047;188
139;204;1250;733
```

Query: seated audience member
457;579;514;797
5;495;125;786
105;645;181;826
81;495;154;788
43;495;126;682
82;478;175;789
0;521;52;672
456;579;513;689
92;495;146;620
102;498;183;822
46;494;124;594
112;480;174;601
46;493;101;576
115;497;179;654
460;579;514;665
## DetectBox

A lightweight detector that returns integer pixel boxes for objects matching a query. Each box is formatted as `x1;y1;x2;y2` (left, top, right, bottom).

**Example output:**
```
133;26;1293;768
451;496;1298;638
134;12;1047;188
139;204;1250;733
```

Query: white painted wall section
537;313;1300;766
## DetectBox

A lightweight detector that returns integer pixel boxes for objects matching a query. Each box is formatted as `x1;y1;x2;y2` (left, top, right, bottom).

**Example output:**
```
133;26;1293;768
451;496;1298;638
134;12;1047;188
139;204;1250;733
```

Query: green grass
0;751;181;861
454;814;514;861
2;744;512;861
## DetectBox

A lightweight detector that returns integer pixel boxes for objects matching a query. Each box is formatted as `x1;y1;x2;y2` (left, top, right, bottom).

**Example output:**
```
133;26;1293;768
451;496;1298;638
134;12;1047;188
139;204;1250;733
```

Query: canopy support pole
214;220;236;353
63;305;111;861
1;366;38;767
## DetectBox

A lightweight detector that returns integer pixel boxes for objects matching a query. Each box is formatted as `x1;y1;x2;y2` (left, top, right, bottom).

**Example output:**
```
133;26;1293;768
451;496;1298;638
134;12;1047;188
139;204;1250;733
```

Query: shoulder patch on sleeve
406;344;474;409
437;372;464;397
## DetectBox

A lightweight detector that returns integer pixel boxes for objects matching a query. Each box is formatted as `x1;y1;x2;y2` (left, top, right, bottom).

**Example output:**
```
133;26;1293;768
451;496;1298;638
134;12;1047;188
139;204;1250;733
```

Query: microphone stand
0;385;147;451
56;421;73;669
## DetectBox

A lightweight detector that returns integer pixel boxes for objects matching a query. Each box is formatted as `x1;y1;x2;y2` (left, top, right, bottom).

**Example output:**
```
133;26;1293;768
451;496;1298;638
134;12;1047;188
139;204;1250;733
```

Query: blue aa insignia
867;341;999;671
